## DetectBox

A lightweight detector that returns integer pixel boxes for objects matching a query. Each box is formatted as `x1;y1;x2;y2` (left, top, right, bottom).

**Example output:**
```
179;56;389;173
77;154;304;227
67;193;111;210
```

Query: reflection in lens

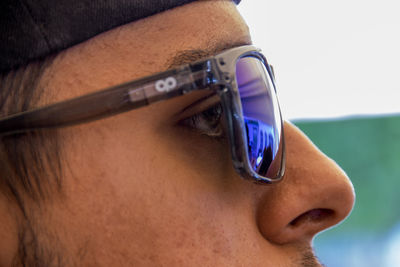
235;57;283;179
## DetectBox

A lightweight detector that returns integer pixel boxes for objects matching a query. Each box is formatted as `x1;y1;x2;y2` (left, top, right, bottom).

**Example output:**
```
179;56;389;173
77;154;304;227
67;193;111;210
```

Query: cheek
55;110;239;261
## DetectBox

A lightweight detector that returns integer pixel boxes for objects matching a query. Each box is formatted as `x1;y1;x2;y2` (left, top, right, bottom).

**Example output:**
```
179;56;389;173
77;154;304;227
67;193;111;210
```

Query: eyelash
180;104;225;138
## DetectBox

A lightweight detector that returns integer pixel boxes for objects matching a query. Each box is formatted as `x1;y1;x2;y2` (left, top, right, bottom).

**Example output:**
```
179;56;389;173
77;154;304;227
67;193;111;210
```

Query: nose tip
256;123;355;245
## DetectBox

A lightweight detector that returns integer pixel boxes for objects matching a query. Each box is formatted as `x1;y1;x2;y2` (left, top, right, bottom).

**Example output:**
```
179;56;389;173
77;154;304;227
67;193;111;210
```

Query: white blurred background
238;0;400;120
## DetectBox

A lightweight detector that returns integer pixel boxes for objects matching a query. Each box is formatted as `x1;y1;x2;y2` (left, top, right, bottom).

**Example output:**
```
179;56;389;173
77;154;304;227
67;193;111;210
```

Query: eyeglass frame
0;45;285;184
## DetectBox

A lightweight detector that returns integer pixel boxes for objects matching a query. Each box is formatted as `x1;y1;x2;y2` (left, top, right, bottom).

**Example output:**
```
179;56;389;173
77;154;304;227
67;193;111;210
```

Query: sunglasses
0;45;285;184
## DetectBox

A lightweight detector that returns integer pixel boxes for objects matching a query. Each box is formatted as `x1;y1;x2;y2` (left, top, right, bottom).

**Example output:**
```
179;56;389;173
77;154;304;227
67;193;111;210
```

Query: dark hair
0;57;64;265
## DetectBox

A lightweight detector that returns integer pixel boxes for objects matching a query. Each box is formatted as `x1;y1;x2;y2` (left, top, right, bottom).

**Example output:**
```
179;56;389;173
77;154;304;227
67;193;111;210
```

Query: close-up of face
0;0;355;266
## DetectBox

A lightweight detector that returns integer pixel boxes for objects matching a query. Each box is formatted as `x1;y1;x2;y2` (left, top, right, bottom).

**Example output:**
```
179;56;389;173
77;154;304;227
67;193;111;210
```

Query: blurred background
238;1;400;266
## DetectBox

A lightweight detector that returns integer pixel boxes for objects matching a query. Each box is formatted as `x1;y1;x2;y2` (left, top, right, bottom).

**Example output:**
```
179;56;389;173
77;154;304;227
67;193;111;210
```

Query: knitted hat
0;0;240;73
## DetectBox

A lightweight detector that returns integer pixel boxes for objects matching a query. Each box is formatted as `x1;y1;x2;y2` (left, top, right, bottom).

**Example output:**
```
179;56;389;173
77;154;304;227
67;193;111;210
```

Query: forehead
43;0;251;103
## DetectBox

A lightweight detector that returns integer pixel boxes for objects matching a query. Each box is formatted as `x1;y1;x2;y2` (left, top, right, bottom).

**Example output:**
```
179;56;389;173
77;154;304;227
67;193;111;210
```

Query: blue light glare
244;117;276;172
236;56;282;177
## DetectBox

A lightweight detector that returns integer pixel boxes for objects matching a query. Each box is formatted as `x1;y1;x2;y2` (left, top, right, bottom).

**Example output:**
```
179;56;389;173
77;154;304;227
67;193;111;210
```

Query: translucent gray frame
0;45;285;184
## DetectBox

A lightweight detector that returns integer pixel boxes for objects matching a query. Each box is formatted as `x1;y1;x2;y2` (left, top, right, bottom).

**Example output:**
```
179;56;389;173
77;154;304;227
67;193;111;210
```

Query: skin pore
0;1;355;266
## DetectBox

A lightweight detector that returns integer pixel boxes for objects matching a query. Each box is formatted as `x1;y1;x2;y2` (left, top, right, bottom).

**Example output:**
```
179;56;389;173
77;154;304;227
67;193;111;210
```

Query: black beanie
0;0;241;73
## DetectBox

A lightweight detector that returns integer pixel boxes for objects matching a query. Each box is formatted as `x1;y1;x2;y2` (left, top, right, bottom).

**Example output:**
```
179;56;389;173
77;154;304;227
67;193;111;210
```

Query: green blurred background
295;115;400;267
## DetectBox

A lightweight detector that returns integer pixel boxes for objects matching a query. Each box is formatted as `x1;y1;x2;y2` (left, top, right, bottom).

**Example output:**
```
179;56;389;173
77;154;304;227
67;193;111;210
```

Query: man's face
5;1;354;266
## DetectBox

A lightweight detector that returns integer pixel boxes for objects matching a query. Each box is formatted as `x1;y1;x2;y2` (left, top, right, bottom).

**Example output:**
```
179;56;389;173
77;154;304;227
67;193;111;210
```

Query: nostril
289;209;334;227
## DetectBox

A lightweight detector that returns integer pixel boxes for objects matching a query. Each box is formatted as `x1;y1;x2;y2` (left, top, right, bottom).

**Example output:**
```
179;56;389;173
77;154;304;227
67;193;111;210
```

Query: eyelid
174;93;221;122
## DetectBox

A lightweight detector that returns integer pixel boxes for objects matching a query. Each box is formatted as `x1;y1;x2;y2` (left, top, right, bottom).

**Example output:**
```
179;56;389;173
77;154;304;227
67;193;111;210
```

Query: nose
256;122;355;244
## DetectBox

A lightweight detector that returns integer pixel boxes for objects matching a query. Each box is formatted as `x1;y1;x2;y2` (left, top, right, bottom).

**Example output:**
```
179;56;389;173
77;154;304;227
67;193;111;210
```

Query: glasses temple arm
0;66;210;136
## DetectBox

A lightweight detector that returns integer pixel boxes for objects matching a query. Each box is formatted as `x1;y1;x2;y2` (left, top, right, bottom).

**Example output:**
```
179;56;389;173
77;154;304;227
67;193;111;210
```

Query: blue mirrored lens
235;57;283;178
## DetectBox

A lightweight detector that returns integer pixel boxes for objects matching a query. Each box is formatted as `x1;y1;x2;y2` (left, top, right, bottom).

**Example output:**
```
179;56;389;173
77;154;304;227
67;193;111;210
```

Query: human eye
179;103;225;138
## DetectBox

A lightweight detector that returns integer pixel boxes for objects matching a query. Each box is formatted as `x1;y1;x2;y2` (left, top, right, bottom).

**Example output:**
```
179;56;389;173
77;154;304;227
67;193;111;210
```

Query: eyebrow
166;40;251;69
